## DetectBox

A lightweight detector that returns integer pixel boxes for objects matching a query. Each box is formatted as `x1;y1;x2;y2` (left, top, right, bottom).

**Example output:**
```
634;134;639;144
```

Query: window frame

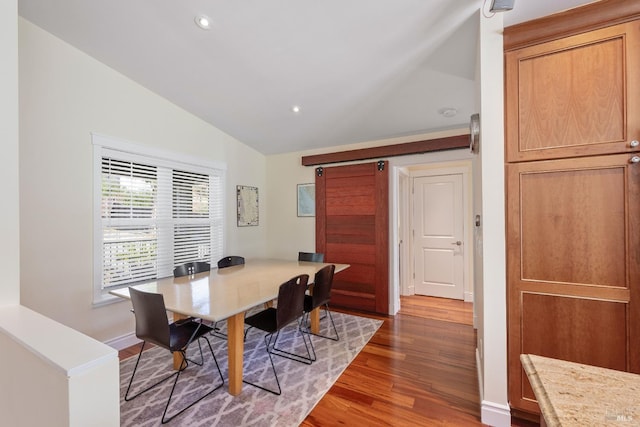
92;133;226;305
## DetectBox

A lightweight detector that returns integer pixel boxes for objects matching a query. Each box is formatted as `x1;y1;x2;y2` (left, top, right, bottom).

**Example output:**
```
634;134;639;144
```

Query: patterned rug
120;311;383;426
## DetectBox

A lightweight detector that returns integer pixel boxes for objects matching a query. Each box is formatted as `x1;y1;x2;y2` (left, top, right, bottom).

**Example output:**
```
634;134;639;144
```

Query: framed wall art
237;185;258;226
297;183;315;217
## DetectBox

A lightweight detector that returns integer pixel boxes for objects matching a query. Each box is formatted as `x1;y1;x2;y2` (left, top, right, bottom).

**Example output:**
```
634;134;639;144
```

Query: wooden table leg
227;312;245;396
310;307;320;334
172;313;188;370
308;283;321;334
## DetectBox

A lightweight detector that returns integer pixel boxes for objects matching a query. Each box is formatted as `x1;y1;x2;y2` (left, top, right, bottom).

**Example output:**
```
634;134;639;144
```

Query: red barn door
315;161;389;314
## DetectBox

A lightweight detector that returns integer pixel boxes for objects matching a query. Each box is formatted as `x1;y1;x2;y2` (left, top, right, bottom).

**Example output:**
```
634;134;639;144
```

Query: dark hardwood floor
119;295;539;426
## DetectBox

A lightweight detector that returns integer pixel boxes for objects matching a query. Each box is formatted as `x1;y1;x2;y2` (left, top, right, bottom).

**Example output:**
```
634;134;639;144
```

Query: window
93;134;225;304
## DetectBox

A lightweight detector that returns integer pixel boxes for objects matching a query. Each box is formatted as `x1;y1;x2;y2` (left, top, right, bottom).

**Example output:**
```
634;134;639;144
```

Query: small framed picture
237;185;259;226
297;183;315;217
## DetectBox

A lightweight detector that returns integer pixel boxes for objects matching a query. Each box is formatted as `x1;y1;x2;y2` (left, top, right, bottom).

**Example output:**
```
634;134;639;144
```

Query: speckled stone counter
520;354;640;426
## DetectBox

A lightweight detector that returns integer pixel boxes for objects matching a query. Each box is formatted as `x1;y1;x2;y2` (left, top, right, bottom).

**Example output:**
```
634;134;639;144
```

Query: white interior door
413;173;464;299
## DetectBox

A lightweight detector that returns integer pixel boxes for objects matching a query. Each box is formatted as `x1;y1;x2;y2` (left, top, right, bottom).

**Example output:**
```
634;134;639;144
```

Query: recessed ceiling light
291;105;301;114
194;15;211;30
438;107;458;118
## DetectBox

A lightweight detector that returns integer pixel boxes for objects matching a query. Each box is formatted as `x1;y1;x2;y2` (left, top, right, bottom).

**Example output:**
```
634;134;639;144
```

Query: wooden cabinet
505;20;640;162
506;154;640;413
505;1;640;416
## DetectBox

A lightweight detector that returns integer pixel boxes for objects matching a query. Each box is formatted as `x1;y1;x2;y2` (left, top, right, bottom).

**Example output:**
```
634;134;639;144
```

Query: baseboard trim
104;331;140;351
481;400;511;427
464;290;473;302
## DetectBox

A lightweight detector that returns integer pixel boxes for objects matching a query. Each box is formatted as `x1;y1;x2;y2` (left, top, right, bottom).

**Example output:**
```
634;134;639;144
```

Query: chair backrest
174;261;210;277
298;252;324;263
276;274;309;330
217;256;245;269
129;287;171;349
311;264;336;308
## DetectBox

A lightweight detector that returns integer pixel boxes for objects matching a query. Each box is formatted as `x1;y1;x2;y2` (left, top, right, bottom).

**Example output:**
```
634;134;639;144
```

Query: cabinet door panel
506;153;640;413
520;166;626;287
505;21;640;162
517;292;627;406
508;154;637;292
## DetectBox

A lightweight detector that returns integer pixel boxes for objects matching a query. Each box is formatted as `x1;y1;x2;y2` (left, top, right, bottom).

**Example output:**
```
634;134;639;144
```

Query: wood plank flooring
119;295;537;426
301;296;482;426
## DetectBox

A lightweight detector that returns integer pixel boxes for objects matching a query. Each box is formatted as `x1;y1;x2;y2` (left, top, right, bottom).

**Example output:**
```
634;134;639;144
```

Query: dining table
110;258;349;396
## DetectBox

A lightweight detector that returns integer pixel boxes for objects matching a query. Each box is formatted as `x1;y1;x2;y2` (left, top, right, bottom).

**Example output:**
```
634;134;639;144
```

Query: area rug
119;312;383;426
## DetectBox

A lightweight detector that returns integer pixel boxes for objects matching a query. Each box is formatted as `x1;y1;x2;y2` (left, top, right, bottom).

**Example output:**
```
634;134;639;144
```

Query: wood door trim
301;134;469;166
504;0;640;51
315;167;327;251
375;161;389;313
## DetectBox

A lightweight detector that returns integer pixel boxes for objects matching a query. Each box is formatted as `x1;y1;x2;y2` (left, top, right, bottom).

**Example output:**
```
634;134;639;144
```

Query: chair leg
210;321;229;340
242;332;282;395
324;305;340;341
161;336;225;424
185;338;205;366
124;341;180;402
300;305;339;341
269;325;316;364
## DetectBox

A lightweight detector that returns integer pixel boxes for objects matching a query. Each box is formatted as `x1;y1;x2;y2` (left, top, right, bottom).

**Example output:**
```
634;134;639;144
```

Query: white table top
110;259;349;322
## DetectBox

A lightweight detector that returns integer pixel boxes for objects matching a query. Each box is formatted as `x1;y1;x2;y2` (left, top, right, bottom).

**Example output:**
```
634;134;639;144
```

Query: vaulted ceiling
18;0;594;154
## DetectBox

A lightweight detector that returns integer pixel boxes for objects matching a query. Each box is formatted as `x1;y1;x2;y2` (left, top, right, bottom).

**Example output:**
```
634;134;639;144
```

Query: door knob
631;140;640;148
451;241;462;246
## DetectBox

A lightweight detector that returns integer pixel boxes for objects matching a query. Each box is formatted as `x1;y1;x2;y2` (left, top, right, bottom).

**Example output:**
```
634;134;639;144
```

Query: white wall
0;0;20;306
1;10;119;426
265;153;317;259
479;11;510;427
18;18;268;343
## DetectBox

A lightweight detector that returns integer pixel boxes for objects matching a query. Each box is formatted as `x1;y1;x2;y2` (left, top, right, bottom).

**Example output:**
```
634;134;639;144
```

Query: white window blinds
94;135;225;296
173;169;212;267
101;158;160;287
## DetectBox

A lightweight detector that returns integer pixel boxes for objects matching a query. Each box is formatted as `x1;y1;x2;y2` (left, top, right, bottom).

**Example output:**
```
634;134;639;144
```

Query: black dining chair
173;261;211;327
124;287;224;424
242;274;313;395
173;261;210;277
212;255;247;338
217;256;245;269
302;264;339;341
298;251;324;263
298;251;327;318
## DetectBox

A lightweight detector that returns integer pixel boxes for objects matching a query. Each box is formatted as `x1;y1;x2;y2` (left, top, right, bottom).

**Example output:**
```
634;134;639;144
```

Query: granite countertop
520;354;640;426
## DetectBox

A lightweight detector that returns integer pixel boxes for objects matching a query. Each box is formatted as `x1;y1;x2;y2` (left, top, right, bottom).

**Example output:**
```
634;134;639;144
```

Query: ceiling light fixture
194;14;211;30
438;107;458;118
291;105;301;114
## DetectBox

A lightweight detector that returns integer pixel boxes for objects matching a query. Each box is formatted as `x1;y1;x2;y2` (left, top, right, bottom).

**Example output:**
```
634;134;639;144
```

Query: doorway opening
396;161;474;308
